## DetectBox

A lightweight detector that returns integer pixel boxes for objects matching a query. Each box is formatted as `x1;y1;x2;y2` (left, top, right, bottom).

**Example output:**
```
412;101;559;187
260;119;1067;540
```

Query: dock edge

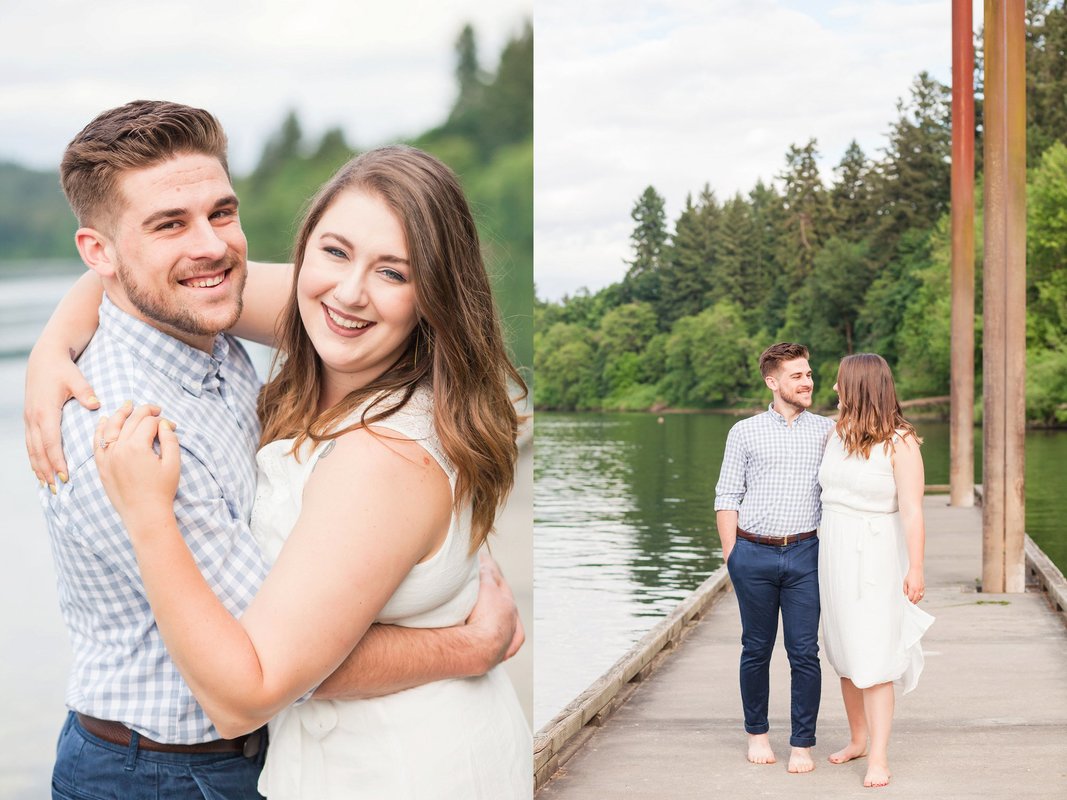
533;565;732;792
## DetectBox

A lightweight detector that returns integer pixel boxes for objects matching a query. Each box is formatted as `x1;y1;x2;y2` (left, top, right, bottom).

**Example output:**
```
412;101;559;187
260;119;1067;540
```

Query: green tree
1027;1;1067;164
622;185;668;304
855;228;934;366
659;189;717;325
868;72;951;260
747;180;787;328
830;140;875;242
778;139;832;281
659;302;754;406
534;322;601;409
895;219;953;397
715;192;755;309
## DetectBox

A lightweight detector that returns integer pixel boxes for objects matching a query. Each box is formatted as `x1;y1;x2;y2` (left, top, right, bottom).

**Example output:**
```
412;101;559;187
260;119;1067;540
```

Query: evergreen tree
1027;1;1067;164
254;110;303;182
481;20;533;151
868;72;951;261
715;193;754;309
830;140;875;242
778;139;832;280
622;185;668;305
660;189;717;325
450;25;485;126
747;180;787;327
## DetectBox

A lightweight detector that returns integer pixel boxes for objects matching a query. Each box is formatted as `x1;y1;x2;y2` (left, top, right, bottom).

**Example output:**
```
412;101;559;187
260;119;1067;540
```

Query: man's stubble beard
778;384;812;412
115;253;246;339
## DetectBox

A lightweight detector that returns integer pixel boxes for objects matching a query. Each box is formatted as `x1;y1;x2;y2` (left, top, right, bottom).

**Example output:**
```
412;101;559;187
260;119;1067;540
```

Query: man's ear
764;373;777;392
74;227;117;278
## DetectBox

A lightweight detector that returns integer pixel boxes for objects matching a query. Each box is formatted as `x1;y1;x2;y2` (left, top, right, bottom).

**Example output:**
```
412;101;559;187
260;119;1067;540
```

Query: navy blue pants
727;535;821;748
52;711;266;800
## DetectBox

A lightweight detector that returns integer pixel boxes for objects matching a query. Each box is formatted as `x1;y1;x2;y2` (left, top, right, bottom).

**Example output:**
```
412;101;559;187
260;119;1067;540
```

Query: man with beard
31;100;521;800
714;342;834;775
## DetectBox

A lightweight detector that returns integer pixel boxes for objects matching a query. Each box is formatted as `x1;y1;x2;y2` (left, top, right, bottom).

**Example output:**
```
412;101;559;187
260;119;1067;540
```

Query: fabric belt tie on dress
735;527;817;547
823;504;896;600
76;713;265;757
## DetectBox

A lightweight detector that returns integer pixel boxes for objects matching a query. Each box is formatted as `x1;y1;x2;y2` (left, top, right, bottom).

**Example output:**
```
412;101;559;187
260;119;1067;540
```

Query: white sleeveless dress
248;387;531;798
818;432;935;693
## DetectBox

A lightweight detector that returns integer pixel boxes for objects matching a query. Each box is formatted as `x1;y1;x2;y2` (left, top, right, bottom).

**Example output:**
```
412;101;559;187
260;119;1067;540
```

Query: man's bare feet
863;762;891;788
746;733;776;764
828;741;868;764
787;746;815;773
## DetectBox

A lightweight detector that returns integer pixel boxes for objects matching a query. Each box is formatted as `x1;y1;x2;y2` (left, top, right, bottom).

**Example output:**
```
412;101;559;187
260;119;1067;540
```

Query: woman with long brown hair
32;145;531;798
818;353;934;789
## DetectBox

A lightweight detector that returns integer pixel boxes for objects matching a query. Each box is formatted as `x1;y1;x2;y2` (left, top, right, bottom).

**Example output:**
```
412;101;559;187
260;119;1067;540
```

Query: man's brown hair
60;100;229;232
758;342;810;378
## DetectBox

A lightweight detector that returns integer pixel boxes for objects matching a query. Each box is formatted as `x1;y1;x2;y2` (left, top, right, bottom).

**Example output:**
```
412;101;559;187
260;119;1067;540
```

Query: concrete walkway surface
538;497;1067;799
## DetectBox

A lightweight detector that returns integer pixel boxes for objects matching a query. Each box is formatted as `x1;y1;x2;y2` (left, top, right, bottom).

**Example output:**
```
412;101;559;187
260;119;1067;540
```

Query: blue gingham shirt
714;405;834;538
40;295;268;743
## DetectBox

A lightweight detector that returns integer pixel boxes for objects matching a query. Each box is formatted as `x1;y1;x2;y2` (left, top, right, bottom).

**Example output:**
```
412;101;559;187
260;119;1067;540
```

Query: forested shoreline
535;1;1067;425
0;22;533;367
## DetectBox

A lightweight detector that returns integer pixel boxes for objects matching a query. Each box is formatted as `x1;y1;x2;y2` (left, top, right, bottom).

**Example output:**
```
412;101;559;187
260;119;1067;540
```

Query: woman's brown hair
258;145;526;551
834;353;921;459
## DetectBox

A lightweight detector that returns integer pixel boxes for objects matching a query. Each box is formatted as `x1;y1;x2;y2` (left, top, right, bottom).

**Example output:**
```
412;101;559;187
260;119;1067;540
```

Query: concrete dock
537;497;1067;799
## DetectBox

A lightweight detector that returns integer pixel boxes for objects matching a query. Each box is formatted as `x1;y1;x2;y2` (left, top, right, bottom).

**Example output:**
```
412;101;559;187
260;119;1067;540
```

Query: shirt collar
98;294;228;397
766;403;809;427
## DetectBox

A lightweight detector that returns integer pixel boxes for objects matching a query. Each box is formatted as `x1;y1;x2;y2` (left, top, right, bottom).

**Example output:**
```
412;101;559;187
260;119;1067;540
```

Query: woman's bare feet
787;746;815;773
863;762;891;788
747;733;776;764
828;740;868;764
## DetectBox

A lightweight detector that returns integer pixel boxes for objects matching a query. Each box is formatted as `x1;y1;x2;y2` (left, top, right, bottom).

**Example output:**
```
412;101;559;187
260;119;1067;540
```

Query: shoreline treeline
535;1;1067;424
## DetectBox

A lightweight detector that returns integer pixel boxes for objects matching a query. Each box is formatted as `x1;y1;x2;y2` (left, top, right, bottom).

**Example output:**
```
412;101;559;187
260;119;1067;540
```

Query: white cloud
535;0;980;300
0;0;530;173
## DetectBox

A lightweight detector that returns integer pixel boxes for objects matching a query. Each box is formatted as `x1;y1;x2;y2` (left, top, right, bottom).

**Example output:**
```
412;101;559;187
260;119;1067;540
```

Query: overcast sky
0;1;530;175
535;0;983;301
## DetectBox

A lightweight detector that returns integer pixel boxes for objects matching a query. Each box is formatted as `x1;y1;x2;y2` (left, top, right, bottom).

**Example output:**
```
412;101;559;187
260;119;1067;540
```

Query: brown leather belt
76;713;264;757
736;527;817;547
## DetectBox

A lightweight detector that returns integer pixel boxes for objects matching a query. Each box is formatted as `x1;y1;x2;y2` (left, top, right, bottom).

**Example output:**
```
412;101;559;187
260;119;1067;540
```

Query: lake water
533;410;1067;730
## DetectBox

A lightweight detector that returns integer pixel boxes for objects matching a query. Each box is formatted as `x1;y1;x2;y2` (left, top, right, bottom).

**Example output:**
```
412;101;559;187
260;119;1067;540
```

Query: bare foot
787;746;815;773
828;741;868;764
747;733;776;764
863;762;891;788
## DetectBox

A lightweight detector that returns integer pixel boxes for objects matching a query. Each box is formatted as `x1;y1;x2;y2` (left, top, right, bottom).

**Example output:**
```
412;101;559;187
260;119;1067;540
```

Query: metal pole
950;0;975;508
982;0;1026;593
1003;0;1027;593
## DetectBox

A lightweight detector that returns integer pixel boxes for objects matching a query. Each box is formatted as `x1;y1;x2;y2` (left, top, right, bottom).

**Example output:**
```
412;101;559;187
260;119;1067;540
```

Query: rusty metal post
982;0;1027;593
950;0;975;508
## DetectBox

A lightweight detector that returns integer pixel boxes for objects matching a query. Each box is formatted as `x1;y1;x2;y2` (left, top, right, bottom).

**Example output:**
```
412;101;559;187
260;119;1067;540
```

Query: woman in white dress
818;353;934;789
82;146;531;797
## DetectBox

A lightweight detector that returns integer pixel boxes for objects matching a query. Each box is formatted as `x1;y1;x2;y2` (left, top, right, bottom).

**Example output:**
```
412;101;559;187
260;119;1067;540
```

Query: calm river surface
533;410;1067;729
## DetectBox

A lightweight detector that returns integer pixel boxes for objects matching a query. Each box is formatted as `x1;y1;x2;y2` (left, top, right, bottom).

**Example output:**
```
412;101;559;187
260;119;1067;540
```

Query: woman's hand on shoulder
93;402;181;531
25;349;100;489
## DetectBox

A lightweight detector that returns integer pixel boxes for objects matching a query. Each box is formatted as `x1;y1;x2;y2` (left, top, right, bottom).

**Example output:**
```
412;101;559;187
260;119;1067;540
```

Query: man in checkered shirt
714;342;834;775
34;100;520;800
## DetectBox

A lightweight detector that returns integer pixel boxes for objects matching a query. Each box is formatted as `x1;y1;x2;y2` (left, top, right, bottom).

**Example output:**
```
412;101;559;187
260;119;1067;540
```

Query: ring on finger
98;437;117;451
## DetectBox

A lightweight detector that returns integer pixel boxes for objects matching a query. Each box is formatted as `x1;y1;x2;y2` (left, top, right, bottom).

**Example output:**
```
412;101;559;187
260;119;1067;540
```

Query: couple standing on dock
714;341;935;789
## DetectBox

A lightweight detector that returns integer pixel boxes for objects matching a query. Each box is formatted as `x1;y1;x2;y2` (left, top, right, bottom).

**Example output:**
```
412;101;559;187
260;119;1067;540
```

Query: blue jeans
52;712;266;800
727;536;821;747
